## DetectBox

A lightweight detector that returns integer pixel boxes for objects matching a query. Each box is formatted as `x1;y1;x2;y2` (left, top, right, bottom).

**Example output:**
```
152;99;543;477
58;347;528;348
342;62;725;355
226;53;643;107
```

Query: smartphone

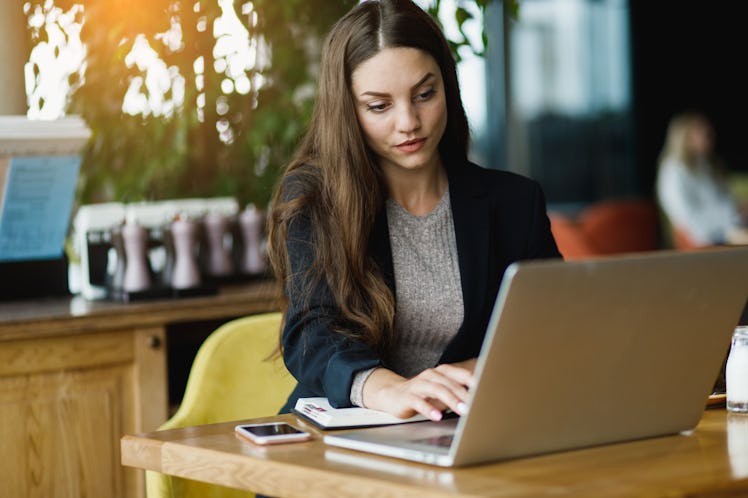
234;422;311;445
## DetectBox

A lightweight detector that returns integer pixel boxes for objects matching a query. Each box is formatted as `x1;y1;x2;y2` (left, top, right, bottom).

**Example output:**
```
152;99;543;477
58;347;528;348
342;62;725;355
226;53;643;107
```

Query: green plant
26;0;356;208
24;0;504;208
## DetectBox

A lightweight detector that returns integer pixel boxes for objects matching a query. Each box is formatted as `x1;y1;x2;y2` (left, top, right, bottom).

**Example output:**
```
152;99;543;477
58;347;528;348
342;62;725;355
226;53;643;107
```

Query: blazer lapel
448;165;491;342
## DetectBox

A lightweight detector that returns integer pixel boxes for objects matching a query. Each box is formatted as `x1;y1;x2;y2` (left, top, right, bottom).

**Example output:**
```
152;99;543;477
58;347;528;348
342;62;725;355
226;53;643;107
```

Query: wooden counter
0;280;277;498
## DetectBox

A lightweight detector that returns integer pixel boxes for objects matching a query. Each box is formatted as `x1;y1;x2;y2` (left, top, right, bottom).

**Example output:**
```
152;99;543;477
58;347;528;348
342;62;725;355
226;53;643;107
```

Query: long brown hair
267;0;470;351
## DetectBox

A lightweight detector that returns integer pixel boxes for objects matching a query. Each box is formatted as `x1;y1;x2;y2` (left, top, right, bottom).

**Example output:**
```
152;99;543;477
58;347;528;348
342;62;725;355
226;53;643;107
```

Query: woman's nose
396;104;420;133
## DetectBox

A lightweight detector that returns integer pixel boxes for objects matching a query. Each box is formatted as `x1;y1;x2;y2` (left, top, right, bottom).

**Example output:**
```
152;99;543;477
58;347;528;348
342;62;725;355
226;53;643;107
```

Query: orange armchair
549;199;660;260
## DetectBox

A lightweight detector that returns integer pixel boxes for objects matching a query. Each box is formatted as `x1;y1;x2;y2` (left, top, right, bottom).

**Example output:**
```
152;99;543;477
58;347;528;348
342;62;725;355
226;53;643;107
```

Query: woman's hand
449;358;478;374
361;360;477;421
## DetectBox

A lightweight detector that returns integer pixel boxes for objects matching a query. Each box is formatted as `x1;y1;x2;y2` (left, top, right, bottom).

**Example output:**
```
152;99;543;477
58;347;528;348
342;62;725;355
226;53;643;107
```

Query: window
485;0;636;207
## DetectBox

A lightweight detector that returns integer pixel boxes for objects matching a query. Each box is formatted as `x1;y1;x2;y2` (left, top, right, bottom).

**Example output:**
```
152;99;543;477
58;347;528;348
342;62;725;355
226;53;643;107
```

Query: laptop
323;248;748;467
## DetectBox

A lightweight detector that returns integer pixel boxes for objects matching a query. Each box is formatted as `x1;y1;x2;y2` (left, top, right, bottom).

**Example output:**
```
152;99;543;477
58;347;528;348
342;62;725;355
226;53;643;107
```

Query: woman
267;0;561;422
656;111;745;246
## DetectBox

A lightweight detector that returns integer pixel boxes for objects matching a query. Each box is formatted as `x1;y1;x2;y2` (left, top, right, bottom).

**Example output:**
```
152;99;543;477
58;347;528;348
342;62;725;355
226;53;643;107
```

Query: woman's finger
403;372;469;416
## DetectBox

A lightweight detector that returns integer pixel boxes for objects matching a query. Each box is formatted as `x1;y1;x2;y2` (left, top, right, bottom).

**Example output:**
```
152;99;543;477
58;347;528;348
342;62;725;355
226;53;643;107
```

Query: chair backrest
548;212;599;260
549;199;660;260
578;199;660;254
146;312;296;498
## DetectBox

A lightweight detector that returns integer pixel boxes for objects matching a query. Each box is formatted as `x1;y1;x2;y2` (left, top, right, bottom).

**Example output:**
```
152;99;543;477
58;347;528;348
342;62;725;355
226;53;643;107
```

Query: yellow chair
146;312;296;498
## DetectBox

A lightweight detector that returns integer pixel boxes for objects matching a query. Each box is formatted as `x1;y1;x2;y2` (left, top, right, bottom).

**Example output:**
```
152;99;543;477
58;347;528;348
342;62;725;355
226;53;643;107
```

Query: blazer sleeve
526;179;563;260
282;211;383;408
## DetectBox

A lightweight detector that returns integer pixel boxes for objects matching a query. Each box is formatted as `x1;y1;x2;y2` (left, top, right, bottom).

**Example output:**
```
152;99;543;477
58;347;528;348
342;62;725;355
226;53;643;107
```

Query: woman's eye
366;102;389;113
414;89;436;102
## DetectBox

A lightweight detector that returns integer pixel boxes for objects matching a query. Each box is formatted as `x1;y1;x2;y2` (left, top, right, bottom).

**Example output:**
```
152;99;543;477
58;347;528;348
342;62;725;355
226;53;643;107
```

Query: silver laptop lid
450;248;748;466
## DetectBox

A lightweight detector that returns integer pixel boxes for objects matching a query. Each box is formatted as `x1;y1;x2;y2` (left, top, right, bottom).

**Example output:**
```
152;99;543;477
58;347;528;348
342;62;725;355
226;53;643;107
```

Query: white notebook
294;397;427;429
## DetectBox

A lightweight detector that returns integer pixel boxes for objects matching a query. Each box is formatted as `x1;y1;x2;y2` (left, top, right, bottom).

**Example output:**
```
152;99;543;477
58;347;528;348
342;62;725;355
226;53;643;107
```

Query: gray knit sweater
350;190;464;406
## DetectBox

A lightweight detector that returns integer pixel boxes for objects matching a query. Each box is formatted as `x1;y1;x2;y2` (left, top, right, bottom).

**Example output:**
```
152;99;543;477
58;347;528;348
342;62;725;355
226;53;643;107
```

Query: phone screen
241;423;305;437
235;423;311;445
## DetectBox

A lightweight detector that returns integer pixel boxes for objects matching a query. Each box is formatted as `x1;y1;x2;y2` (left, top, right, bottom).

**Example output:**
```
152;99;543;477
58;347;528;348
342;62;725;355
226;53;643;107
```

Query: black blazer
279;161;561;413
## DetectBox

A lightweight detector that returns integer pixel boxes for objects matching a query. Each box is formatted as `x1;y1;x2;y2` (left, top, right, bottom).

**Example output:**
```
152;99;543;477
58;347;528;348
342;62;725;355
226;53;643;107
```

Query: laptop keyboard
411;434;454;448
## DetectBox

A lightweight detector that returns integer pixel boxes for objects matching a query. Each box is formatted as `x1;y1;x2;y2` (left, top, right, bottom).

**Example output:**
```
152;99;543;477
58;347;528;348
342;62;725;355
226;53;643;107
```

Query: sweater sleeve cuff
349;367;378;407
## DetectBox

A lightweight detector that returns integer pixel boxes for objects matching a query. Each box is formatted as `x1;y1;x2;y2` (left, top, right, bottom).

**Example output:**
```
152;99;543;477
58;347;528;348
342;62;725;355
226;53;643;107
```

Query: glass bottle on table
727;326;748;413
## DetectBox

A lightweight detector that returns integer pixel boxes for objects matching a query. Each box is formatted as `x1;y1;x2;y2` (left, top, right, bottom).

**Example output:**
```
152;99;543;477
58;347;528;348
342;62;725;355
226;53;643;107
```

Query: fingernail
457;402;468;415
430;409;443;421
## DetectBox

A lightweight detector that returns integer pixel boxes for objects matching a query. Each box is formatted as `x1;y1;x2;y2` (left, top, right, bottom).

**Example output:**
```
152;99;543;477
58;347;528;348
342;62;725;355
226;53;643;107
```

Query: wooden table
121;408;748;498
0;280;277;498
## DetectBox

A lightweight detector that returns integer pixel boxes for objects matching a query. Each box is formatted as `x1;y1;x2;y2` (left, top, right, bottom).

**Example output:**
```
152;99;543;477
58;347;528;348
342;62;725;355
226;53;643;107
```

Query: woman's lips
396;138;426;153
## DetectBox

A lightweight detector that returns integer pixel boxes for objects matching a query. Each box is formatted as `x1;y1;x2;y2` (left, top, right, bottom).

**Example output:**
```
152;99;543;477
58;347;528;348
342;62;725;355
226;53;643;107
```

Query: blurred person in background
656;111;748;247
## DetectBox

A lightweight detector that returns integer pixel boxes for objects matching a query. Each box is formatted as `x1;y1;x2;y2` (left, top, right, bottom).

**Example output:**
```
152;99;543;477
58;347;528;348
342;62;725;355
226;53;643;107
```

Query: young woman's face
686;119;714;157
350;47;447;175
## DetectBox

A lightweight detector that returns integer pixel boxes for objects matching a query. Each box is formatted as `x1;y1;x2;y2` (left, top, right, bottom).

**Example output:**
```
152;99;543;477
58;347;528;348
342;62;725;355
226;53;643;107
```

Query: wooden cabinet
0;281;276;498
0;327;165;497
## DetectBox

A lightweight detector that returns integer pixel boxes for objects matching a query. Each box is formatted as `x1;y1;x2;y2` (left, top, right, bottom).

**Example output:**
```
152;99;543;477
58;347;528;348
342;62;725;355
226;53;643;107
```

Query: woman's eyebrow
359;72;436;98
